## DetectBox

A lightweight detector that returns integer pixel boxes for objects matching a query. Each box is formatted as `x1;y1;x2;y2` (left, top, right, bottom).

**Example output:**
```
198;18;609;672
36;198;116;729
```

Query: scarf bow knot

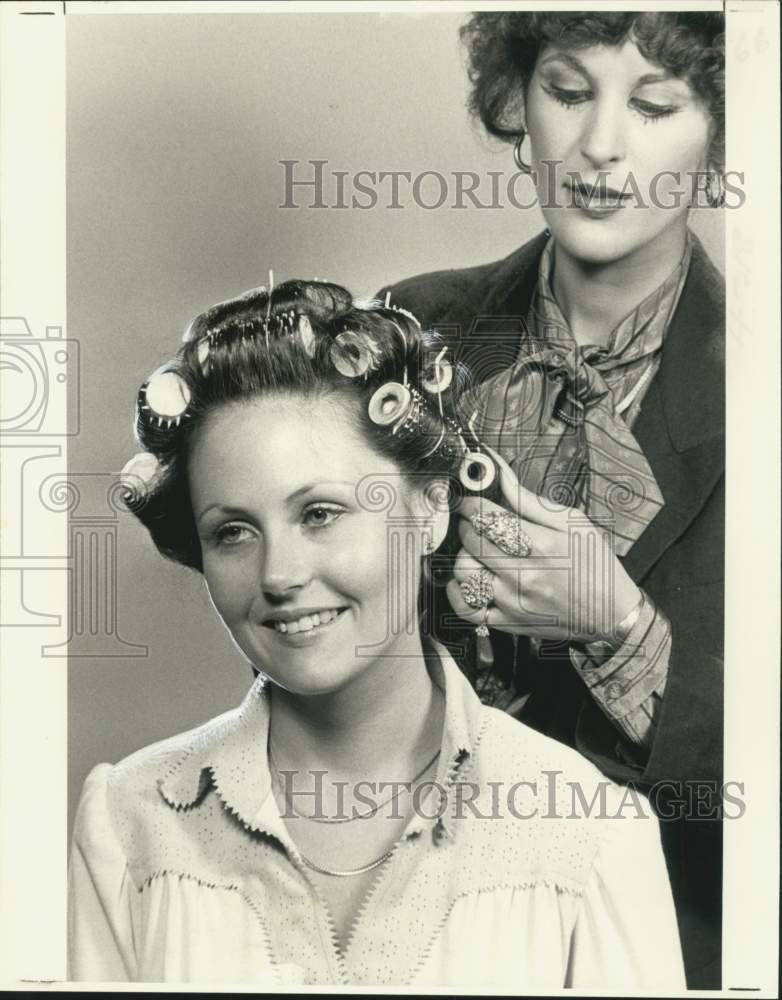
464;236;693;557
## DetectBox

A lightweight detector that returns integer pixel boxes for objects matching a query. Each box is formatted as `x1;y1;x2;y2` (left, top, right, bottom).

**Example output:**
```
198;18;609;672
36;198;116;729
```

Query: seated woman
68;280;685;989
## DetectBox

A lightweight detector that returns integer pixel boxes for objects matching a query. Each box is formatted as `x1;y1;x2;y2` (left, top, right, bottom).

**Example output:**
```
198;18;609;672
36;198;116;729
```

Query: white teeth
273;609;341;633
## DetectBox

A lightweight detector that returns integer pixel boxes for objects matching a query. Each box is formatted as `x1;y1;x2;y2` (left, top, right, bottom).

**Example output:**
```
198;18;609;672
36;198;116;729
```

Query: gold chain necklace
269;744;440;825
269;746;441;877
298;847;396;879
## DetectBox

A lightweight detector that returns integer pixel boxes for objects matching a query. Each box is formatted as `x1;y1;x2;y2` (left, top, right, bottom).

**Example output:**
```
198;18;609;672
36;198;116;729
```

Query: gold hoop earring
513;130;532;174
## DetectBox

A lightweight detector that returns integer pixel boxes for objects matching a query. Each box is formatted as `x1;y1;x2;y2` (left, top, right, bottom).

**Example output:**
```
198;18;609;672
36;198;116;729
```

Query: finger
458;514;551;562
447;560;519;619
445;579;533;633
451;547;487;582
482;444;571;529
445;578;486;624
457;493;513;523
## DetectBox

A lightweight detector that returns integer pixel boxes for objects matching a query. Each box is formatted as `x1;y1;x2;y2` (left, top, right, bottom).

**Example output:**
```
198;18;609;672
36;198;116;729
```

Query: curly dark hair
461;11;725;169
124;280;471;574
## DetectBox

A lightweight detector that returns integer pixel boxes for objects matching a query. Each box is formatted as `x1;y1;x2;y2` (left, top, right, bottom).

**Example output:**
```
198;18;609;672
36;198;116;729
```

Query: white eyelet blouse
68;645;686;989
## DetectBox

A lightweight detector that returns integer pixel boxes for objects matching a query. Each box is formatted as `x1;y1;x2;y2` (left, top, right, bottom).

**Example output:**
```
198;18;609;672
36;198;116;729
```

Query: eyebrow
196;482;355;523
538;51;591;76
635;71;680;86
197;503;248;525
285;481;354;503
538;51;678;88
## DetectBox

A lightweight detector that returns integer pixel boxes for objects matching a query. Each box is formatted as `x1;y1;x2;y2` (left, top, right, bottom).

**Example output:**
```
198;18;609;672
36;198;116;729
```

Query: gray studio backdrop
67;12;724;836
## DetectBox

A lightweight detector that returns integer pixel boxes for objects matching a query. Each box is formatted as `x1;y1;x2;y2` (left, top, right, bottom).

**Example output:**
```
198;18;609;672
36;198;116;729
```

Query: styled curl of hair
126;279;472;573
461;11;725;170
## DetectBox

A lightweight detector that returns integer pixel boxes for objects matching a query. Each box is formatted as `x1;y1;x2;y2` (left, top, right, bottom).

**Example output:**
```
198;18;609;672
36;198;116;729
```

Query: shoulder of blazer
657;234;725;453
384;229;724;454
623;236;725;582
380;232;549;328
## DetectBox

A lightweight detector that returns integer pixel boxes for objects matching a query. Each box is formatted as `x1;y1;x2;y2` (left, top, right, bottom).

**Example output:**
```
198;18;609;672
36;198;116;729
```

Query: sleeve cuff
570;592;671;722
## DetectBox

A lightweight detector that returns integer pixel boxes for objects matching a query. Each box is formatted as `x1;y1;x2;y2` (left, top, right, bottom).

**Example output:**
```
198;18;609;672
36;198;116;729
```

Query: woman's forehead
536;39;691;92
188;394;397;494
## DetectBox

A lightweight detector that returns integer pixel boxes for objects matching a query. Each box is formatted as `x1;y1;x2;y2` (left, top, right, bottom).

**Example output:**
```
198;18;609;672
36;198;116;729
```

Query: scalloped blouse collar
157;642;482;841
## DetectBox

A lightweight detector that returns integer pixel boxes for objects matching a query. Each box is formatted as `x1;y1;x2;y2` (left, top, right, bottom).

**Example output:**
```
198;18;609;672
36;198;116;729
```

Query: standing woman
381;11;725;989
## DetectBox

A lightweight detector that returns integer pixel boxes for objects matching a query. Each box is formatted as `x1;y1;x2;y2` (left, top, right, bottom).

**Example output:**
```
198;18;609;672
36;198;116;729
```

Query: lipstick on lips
564;178;631;215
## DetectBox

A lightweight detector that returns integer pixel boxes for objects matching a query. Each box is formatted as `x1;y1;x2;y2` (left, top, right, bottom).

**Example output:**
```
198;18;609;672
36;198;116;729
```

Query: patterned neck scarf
470;234;693;555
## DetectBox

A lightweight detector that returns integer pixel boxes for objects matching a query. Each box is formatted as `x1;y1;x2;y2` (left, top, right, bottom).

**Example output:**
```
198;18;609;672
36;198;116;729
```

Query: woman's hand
447;447;641;645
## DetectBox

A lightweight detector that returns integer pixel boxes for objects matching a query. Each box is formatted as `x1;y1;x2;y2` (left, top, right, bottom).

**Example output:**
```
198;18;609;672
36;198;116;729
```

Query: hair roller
368;382;413;426
331;329;383;378
126;277;476;572
459;451;496;492
196;338;211;372
456;407;500;494
138;369;192;429
297;314;317;358
119;451;165;509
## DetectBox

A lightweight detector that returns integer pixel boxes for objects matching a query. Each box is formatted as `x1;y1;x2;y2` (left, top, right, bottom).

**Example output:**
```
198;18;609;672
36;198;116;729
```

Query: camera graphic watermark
0;316;147;656
0;317;79;437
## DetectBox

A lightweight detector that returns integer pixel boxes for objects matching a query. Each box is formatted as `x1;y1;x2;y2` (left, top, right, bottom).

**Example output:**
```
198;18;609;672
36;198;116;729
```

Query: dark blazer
381;231;725;989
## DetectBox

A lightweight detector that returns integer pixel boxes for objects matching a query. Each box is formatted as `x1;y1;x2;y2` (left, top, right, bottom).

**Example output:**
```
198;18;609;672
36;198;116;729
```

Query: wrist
617;588;645;634
607;589;645;650
586;589;645;654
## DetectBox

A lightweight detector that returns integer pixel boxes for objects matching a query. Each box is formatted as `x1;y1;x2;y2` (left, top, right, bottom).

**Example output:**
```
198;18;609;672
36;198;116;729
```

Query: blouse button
605;681;624;701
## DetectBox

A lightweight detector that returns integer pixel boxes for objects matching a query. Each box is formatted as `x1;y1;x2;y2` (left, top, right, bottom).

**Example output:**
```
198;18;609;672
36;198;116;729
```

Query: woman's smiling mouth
264;607;349;635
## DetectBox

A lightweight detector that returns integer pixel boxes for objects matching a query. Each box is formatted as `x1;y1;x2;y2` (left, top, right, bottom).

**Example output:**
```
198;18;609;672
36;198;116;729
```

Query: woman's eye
303;505;344;529
548;84;592;107
632;98;678;121
215;523;253;546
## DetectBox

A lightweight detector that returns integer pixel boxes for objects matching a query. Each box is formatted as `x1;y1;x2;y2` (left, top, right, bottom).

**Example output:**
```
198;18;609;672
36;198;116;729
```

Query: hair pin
392;386;424;437
265;269;274;346
389;304;422;329
420;422;447;460
421;346;453;404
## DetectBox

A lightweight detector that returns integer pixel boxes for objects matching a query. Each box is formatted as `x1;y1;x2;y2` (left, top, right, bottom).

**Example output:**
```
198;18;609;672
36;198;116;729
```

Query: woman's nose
259;535;311;600
579;98;626;167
